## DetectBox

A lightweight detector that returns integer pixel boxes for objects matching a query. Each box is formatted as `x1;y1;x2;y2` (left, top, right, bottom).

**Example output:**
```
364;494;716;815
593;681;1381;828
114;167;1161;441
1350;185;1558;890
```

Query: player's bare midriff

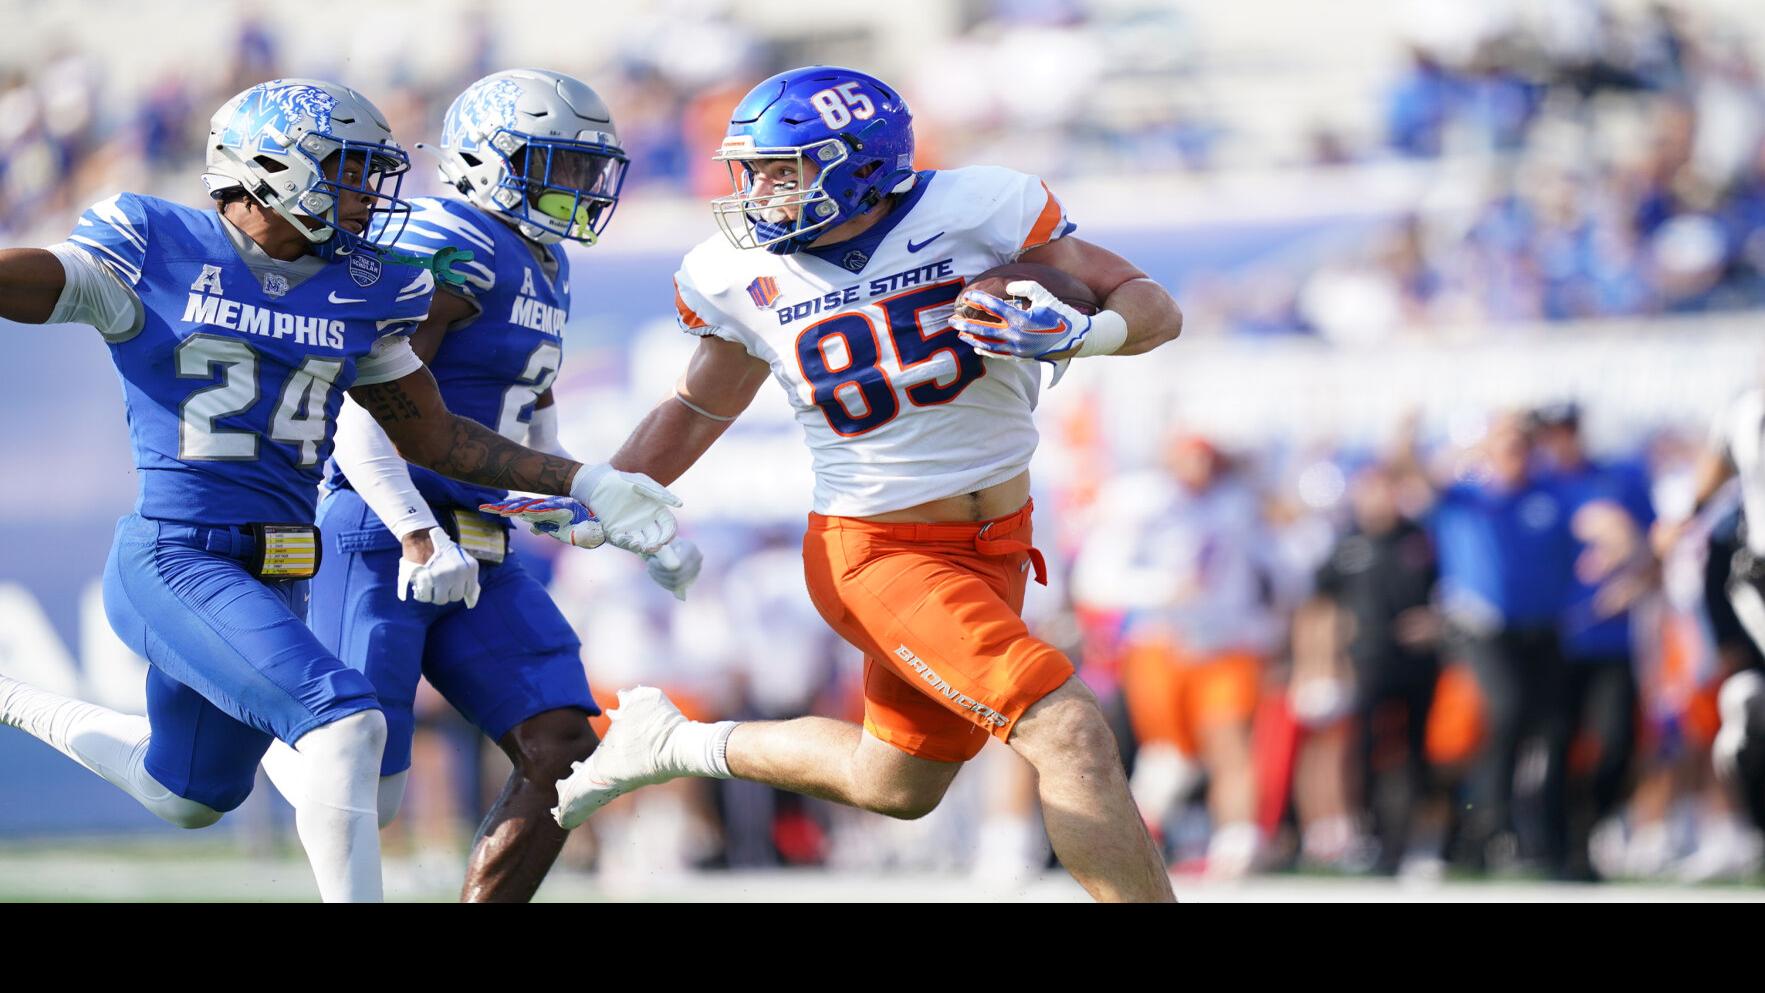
859;469;1031;524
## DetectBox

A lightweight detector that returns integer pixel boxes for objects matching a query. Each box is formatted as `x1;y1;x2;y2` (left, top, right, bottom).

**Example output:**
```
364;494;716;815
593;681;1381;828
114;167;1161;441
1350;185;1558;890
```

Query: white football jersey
673;166;1074;516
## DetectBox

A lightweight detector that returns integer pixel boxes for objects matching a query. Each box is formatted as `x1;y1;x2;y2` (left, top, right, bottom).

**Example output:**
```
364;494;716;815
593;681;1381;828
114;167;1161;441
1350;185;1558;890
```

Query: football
955;262;1101;322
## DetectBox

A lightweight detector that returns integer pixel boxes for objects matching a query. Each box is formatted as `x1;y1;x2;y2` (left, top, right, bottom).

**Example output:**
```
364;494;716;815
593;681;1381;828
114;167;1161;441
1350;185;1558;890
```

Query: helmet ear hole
253;155;289;174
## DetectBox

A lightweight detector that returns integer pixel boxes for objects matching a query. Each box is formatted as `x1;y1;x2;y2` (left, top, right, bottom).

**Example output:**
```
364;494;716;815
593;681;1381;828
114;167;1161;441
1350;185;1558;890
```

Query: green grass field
1;839;1760;902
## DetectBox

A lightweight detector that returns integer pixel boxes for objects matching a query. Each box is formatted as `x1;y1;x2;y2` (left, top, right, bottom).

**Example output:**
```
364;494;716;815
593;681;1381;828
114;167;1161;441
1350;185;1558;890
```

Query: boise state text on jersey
327;196;570;518
70;192;432;526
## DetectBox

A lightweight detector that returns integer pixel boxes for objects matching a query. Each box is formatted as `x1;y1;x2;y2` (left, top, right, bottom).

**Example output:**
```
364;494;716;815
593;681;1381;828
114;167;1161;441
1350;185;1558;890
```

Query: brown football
955;262;1101;322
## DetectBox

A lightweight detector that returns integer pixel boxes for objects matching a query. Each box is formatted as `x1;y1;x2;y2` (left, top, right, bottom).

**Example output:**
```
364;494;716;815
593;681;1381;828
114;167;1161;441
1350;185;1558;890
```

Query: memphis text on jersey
181;264;347;349
509;267;565;336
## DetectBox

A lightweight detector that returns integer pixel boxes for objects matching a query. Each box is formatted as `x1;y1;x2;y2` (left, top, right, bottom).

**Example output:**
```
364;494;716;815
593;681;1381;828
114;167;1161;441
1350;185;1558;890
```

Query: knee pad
298;709;388;764
377;771;408;830
132;765;224;829
151;794;225;830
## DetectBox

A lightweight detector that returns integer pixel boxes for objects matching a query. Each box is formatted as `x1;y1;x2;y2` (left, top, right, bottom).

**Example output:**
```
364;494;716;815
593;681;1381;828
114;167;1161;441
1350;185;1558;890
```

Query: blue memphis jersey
330;196;569;514
72;193;433;525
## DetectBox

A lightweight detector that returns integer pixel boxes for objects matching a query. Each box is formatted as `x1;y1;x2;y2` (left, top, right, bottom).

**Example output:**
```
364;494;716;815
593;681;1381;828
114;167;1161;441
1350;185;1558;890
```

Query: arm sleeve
45;242;144;340
354;334;426;386
331;396;438;540
524;403;575;461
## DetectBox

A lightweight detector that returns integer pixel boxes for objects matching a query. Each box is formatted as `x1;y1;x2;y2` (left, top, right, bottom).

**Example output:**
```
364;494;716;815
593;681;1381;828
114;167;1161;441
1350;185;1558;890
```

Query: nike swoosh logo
328;291;367;304
906;232;945;253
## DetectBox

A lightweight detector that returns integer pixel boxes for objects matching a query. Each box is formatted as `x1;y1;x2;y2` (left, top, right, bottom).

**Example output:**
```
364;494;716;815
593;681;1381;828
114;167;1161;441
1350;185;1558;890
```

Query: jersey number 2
792;280;984;437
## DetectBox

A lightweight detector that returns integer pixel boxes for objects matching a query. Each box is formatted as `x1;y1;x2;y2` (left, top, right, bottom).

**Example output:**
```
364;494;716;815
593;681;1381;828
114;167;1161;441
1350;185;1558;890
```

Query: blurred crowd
12;1;1765;341
1188;1;1765;338
0;0;1210;245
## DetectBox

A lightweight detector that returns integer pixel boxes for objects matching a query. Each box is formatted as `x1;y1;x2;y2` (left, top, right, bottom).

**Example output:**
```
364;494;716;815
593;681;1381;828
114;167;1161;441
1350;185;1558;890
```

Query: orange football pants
802;500;1074;763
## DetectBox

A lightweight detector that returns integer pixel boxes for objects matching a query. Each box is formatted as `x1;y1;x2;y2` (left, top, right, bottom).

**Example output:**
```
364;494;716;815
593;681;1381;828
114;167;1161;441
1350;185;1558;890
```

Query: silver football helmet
204;78;412;250
435;69;627;246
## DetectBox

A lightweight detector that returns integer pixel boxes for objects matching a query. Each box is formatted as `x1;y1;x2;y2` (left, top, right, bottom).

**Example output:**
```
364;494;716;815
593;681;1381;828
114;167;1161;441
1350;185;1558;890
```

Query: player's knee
306;709;388;763
511;712;598;788
1017;693;1121;778
853;775;949;821
151;795;224;830
377;772;409;830
866;791;944;821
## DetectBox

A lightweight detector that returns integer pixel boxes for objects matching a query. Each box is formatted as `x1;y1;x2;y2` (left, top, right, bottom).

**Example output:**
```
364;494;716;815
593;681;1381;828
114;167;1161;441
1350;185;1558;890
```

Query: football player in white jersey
495;66;1183;901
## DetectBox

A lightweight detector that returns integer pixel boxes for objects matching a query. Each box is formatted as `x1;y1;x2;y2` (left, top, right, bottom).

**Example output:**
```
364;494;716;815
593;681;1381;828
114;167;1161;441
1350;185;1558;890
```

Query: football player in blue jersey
258;68;700;902
0;79;682;902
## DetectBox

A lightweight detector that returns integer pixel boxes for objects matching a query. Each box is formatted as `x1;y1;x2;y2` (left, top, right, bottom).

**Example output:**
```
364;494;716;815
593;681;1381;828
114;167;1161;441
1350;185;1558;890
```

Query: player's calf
1008;678;1175;902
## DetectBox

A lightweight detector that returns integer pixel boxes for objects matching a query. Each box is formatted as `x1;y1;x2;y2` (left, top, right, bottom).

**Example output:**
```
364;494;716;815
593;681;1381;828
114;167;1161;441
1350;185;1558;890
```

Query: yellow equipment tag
452;509;508;564
255;525;319;580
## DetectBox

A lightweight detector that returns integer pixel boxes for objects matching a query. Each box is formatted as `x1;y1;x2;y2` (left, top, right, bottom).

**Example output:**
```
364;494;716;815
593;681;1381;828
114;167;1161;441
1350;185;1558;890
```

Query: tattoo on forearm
427;415;580;494
354;379;423;424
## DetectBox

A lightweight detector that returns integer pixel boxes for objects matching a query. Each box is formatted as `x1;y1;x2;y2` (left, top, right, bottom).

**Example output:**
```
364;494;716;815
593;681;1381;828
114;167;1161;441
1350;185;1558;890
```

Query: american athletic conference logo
348;253;382;287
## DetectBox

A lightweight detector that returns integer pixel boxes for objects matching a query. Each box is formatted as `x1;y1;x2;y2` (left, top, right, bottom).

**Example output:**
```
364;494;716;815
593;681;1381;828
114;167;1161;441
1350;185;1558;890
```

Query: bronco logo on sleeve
747;276;780;309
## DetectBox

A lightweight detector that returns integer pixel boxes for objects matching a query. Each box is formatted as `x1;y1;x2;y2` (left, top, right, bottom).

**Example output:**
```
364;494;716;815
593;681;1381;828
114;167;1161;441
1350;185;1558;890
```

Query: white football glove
570;463;683;556
645;540;703;601
396;527;481;608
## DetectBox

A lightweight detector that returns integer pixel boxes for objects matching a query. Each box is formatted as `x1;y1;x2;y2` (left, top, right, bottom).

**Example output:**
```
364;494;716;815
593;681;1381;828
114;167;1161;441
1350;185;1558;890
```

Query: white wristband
1074;310;1128;358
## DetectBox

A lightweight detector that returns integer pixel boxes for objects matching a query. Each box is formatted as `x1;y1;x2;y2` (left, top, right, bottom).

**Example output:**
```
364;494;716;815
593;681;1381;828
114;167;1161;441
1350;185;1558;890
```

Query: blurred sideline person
1073;434;1272;876
1302;461;1444;873
1401;412;1578;872
1531;402;1655;878
1655;384;1765;852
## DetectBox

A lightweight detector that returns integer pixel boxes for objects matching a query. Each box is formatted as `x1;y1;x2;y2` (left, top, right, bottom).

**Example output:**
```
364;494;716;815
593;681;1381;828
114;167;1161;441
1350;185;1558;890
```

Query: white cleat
553;686;692;830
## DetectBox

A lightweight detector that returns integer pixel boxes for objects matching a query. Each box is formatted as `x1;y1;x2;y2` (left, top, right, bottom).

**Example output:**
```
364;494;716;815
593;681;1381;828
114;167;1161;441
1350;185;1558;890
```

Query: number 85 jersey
672;166;1074;517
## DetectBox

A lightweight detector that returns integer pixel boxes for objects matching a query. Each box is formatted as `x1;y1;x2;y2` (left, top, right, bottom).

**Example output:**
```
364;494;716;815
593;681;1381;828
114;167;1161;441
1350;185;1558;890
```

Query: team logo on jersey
347;252;382;288
261;273;289;298
839;250;870;273
746;276;780;309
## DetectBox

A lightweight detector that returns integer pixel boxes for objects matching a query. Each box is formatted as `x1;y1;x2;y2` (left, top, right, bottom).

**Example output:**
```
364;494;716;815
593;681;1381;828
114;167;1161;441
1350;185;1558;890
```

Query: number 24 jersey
64;192;432;526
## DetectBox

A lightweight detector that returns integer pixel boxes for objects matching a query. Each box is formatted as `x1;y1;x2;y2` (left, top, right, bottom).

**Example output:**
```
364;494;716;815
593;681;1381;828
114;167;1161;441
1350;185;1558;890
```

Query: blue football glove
479;496;607;550
951;280;1094;361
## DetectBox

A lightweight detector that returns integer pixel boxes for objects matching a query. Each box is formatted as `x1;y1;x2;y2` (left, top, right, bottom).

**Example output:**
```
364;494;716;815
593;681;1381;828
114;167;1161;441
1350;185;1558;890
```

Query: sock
0;674;219;828
664;719;738;779
289;711;387;903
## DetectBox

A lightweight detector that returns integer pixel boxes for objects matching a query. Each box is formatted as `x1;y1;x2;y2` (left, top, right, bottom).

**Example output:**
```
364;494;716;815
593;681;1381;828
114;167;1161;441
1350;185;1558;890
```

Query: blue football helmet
711;66;916;255
204;79;413;255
